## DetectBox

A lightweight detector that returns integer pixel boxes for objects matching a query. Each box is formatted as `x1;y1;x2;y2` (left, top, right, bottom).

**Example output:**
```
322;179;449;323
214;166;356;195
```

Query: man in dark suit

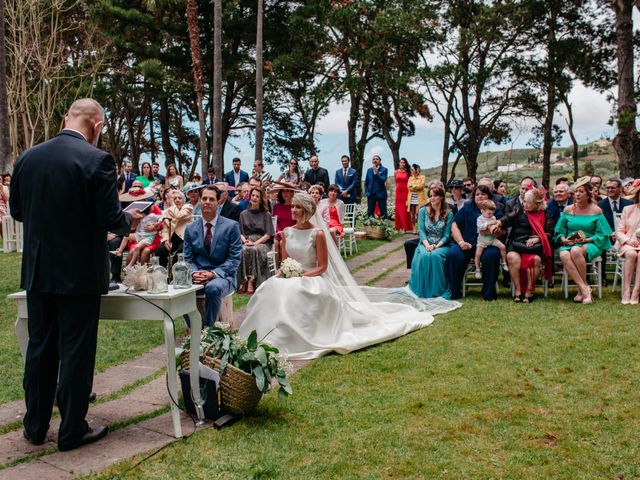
334;155;357;204
364;154;388;217
504;177;536;215
303;155;330;189
183;185;242;326
117;160;137;193
547;182;573;227
216;182;241;222
10;99;138;451
151;162;165;184
202;166;221;185
599;178;631;230
224;158;250;195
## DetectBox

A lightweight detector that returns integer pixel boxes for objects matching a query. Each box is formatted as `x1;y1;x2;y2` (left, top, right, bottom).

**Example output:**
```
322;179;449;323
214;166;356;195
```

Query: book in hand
124;201;153;214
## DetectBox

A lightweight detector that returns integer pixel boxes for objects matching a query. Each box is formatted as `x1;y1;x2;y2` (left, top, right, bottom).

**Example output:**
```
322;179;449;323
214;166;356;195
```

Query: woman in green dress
408;185;453;298
135;162;154;188
555;177;612;304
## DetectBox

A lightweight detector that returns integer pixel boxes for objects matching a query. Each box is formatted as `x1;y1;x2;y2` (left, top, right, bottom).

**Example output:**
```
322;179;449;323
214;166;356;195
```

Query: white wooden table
9;285;206;438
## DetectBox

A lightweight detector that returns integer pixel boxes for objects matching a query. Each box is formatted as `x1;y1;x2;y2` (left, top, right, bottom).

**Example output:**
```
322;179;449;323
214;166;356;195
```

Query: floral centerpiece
179;324;293;400
280;257;303;278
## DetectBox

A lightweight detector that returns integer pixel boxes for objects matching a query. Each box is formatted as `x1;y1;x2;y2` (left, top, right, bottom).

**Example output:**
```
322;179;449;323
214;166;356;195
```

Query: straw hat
572;176;591;190
119;186;154;202
268;181;303;193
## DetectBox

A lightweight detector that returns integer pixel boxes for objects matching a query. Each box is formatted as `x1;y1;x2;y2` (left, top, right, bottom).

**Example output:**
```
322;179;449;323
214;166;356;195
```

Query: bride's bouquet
280;257;303;278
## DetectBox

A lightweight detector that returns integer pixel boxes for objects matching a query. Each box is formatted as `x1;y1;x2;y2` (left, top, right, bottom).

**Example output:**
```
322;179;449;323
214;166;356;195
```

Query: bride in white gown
238;192;460;360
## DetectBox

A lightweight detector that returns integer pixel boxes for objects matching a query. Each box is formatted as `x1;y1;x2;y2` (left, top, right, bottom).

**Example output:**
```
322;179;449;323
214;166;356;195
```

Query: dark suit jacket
220;200;241;222
598;196;632;229
303;167;330;188
224;169;250;189
364;166;388;198
10;130;131;295
546;198;573;226
334;167;357;201
183;215;242;288
117;171;137;192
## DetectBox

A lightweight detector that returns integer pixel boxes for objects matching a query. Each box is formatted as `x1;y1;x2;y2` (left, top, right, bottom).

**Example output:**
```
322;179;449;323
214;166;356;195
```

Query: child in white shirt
475;200;508;278
112;211;163;266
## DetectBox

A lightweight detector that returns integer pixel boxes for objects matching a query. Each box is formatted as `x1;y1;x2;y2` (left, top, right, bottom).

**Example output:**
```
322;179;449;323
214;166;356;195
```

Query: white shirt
234;171;240;186
201;214;220;240
609;197;620;213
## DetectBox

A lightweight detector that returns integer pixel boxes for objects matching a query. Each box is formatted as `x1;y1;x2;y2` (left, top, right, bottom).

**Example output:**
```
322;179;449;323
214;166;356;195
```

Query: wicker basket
354;231;367;241
203;357;263;415
180;343;263;414
364;226;386;240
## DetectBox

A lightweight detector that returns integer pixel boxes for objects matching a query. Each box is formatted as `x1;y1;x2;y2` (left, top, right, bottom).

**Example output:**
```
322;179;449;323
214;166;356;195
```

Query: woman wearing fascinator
238;192;460;360
494;185;554;303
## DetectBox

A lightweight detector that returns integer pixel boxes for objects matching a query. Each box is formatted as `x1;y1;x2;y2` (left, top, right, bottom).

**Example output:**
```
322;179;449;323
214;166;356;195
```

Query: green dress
554;212;612;261
135;175;152;188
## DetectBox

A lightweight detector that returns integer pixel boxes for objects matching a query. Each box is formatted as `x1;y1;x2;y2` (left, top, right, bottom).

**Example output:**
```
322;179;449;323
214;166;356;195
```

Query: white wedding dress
238;217;461;360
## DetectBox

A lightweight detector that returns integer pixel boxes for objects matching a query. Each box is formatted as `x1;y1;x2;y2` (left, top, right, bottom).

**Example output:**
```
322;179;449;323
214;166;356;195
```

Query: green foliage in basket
360;215;394;239
180;325;292;398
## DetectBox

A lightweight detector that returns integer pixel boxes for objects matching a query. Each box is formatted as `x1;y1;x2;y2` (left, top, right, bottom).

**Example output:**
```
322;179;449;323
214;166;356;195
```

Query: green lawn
93;289;640;479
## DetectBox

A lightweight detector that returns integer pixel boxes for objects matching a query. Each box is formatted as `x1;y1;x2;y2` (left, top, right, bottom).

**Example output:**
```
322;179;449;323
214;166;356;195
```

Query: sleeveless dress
408;209;453;298
328;206;343;235
239;226;445;360
394;170;412;231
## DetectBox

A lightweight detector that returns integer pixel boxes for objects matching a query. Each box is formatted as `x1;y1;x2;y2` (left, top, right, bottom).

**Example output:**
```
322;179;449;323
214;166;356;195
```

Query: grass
0;252;181;405
91;288;640;479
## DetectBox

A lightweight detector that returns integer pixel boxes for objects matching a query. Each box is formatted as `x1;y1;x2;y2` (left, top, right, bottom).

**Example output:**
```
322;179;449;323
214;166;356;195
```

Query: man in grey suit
183;185;242;326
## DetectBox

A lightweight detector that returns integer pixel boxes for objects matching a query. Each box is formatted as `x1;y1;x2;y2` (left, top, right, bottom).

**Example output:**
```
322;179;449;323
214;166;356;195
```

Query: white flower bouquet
280;257;303;278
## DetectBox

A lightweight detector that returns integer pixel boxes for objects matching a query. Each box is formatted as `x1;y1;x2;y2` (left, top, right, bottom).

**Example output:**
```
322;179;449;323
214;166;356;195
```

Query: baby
474;200;508;279
112;210;163;266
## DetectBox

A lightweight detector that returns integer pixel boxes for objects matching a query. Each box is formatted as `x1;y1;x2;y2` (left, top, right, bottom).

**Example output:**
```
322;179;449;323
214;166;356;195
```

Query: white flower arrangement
280;257;303;278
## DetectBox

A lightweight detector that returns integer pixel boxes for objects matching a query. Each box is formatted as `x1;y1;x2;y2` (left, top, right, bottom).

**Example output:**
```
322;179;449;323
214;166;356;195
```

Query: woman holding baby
554;177;612;305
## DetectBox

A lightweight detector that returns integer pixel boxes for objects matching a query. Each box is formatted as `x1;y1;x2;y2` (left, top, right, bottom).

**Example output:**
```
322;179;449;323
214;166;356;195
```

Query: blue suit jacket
598;196;632;229
334;167;357;201
364;165;388;198
546;198;573;226
183;215;242;288
224;170;250;189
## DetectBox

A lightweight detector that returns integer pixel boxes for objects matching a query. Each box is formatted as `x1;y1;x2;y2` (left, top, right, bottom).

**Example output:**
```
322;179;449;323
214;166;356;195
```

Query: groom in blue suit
183;185;242;326
334;155;358;204
364;154;388;217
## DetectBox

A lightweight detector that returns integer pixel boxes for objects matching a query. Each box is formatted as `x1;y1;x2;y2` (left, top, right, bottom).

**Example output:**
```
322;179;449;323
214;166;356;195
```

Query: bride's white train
238;193;460;360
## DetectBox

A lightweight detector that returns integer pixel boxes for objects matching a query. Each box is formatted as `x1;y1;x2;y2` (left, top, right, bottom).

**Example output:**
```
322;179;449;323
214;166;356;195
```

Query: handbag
511;236;543;255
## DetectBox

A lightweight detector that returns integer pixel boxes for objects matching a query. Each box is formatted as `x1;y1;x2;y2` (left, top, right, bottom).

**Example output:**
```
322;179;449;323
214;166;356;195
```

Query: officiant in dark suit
10;99;139;451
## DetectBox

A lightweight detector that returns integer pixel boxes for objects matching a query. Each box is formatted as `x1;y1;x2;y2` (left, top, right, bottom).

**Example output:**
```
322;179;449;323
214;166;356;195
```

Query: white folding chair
267;215;278;275
462;260;499;297
562;256;603;299
339;203;358;257
610;212;624;293
2;215;17;253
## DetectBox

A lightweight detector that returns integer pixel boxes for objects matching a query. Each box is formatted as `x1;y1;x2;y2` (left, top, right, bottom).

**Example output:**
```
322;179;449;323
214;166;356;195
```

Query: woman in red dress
394;157;413;231
320;184;345;245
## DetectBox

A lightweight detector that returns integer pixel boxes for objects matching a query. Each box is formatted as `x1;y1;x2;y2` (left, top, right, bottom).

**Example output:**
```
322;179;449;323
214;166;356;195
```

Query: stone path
0;234;413;478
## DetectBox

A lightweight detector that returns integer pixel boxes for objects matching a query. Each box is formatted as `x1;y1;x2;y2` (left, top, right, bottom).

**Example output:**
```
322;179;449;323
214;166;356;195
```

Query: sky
223;80;616;179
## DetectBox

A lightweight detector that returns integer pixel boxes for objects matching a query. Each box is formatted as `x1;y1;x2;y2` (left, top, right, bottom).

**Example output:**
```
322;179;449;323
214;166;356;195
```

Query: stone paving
0;234;413;478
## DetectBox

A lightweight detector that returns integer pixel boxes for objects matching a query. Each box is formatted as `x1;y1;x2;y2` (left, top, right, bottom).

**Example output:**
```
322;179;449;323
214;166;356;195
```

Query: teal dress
554;212;612;261
408;208;453;298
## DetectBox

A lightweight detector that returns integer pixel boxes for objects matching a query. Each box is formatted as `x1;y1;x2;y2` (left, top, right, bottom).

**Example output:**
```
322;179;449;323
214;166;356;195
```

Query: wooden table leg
186;309;206;425
15;316;28;362
162;312;182;438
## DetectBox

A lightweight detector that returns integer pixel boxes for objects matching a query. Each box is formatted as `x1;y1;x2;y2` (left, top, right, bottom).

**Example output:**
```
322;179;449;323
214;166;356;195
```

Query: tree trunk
541;8;557;189
612;0;640;177
0;0;12;171
186;0;208;177
440;96;453;184
562;95;579;179
158;96;175;166
254;0;264;162
448;153;462;183
212;0;223;176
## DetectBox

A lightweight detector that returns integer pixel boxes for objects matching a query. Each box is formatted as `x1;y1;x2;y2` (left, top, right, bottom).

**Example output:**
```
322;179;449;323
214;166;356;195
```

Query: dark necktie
204;222;212;248
343;169;347;182
613;200;618;213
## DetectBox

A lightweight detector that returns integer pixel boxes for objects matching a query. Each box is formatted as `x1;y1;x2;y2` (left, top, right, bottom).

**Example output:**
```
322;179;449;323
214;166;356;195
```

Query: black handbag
511;236;543;255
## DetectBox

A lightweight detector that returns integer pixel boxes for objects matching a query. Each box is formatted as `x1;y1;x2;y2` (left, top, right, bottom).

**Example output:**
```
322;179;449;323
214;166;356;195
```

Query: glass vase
147;257;168;294
172;253;192;289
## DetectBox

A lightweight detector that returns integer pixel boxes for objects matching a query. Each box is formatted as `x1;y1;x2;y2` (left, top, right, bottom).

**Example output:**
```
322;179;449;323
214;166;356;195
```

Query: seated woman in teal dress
555;177;612;304
408;185;453;298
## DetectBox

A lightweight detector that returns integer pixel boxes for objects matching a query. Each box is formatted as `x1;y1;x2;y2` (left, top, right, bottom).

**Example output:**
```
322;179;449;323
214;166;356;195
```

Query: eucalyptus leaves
181;324;292;399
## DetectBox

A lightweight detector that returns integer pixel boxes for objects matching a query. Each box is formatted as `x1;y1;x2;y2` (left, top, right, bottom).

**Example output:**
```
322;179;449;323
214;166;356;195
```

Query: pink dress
615;204;640;257
394;170;412;231
328;206;344;236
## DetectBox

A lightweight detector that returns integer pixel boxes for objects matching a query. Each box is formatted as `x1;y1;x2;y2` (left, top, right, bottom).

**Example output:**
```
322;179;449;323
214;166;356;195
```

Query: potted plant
179;324;292;414
361;215;393;240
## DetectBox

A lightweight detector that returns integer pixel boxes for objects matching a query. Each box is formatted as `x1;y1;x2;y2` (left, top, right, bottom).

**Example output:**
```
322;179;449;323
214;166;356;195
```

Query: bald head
64;98;105;146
